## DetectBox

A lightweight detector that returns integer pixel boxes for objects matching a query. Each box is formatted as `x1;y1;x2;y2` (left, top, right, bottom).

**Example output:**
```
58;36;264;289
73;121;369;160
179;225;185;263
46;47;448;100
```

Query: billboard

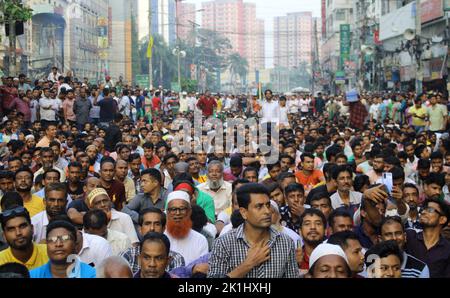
421;0;444;23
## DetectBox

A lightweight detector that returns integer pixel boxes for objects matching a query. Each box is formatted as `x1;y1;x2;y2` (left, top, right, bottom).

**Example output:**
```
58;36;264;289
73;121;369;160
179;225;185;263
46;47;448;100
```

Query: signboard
340;24;351;67
346;90;359;102
421;0;444;23
136;75;150;89
445;0;450;10
335;70;346;84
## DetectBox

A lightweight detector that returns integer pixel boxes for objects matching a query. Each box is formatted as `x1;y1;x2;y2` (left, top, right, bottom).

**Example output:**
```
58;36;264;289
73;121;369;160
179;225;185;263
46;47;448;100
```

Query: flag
147;36;154;58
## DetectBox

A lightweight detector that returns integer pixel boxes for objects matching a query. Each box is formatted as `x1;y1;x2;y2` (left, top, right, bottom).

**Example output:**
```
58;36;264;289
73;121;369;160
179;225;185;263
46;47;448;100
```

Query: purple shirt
223;167;243;183
170;254;210;278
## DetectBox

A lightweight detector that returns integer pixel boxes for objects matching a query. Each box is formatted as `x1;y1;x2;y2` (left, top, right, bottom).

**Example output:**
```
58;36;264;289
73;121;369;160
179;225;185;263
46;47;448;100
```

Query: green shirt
164;189;216;224
427;104;447;131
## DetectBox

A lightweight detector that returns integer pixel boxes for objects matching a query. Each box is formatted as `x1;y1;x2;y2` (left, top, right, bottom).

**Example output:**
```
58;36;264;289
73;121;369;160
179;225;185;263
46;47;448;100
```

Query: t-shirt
0;243;48;270
427;104;447;131
152;97;161;110
409;106;427;127
295;170;324;194
30;261;96;278
24;195;45;218
97;97;117;122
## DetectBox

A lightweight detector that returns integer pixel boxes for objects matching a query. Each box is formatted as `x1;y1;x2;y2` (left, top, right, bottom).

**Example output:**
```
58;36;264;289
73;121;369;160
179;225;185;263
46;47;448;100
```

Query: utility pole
359;0;368;91
149;4;153;89
415;0;422;95
8;1;17;77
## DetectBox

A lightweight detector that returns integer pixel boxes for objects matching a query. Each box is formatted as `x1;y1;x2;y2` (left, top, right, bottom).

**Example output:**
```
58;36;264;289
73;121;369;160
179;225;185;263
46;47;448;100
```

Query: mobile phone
297;239;302;249
382;172;393;195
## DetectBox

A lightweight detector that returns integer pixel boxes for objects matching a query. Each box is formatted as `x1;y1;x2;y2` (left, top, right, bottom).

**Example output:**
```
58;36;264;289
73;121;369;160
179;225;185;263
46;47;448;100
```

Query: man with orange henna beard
164;191;208;264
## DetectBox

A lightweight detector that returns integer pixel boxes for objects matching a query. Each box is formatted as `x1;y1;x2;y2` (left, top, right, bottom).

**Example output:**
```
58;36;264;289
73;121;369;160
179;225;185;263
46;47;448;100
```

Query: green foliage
0;0;34;22
181;78;198;93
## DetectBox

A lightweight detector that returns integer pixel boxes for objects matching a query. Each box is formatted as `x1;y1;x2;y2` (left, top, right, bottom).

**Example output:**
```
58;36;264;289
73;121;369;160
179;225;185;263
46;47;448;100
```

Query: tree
228;53;248;93
0;0;33;76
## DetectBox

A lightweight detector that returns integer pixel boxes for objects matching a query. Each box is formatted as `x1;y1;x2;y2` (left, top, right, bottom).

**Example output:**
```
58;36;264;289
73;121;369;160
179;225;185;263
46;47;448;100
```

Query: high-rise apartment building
138;0;176;46
176;2;196;43
274;11;313;69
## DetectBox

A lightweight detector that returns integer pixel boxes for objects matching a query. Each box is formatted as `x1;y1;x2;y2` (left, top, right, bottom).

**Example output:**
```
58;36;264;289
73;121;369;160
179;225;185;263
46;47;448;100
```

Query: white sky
178;0;321;68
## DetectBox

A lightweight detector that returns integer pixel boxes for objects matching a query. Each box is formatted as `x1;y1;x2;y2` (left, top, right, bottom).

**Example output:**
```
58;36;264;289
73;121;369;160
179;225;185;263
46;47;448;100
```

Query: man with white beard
198;160;232;216
164;191;208;264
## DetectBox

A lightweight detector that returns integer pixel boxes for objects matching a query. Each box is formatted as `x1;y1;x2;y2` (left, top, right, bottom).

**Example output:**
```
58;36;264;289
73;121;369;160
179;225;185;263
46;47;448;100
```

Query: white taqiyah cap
167;191;191;205
309;243;349;268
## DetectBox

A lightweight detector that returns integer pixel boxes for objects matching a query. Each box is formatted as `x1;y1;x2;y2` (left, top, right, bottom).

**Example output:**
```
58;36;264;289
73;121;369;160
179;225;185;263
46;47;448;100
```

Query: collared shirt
401;251;430;278
405;229;450;278
78;232;113;267
170;253;210;278
122;191;166;224
30;261;96;278
119;246;185;275
108;209;139;245
0;243;48;270
105;229;132;255
38;97;59;121
330;191;362;217
165;229;208;265
128;170;142;194
133;270;172;279
197;181;232;215
33;188;73;208
208;224;299;278
444;185;450;204
54;157;69;172
31;210;50;243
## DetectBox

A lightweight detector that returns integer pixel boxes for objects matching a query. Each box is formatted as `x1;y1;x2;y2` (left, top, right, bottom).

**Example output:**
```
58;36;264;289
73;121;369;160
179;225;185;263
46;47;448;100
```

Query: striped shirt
401;252;430;278
207;224;299;278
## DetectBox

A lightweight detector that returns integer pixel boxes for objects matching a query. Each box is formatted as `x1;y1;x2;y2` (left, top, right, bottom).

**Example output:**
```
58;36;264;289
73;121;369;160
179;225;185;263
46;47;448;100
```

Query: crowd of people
0;67;449;279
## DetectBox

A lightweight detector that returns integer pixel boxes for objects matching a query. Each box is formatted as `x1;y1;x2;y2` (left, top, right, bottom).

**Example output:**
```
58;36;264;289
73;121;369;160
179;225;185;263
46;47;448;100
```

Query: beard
10;233;33;250
208;178;224;190
166;217;193;239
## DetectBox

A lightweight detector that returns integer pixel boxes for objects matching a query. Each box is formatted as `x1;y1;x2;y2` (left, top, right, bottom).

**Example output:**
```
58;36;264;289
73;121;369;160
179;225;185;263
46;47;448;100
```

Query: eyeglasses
46;235;73;244
421;207;443;216
0;206;28;220
167;207;189;215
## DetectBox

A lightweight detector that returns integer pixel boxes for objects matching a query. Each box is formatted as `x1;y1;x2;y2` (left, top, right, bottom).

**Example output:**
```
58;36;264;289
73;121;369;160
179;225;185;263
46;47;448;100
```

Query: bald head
96;256;133;278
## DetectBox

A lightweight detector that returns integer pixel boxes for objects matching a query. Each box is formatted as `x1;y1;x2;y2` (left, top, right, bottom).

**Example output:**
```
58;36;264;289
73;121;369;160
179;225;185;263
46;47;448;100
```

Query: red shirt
152;97;161;110
141;155;161;169
196;96;217;117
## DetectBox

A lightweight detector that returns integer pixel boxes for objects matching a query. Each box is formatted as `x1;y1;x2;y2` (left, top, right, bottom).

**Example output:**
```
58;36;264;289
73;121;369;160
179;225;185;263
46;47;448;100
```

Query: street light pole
415;0;422;95
148;4;153;89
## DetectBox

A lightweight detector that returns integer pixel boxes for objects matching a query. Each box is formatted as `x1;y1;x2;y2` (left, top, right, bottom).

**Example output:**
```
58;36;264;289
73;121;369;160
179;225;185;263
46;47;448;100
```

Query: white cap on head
270;200;279;213
309;243;349;269
167;191;191;205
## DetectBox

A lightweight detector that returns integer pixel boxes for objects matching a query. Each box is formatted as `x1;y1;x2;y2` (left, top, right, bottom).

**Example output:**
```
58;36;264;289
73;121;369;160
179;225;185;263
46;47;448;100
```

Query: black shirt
405;229;450;278
104;124;122;152
68;199;89;213
98;97;117;122
66;182;84;201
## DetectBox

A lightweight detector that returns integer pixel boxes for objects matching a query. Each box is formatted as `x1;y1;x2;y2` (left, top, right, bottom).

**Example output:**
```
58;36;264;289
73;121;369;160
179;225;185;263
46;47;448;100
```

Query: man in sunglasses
0;205;48;270
30;220;96;278
405;198;450;278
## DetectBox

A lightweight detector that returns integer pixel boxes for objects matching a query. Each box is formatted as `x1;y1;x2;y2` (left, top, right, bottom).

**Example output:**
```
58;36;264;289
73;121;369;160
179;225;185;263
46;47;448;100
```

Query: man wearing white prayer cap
308;243;352;278
164;191;208;264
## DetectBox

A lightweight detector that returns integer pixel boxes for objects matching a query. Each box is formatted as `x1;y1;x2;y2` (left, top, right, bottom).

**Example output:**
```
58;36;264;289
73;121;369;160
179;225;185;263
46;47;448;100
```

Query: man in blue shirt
30;220;96;278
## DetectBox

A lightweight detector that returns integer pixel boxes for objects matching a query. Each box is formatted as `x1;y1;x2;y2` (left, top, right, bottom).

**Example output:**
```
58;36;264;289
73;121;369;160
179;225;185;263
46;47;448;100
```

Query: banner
445;0;450;10
147;36;154;59
340;24;351;68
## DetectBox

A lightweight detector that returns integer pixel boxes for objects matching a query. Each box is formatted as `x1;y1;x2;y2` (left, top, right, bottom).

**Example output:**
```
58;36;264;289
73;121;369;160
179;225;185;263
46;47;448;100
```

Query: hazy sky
184;0;322;68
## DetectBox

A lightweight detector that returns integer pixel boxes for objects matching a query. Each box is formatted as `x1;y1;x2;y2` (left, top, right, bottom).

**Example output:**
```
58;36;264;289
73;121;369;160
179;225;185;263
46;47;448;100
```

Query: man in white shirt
47;67;62;83
83;209;132;256
86;188;140;246
119;90;131;118
76;230;113;267
164;191;208;264
39;88;59;123
32;183;69;243
259;89;280;125
197;161;232;215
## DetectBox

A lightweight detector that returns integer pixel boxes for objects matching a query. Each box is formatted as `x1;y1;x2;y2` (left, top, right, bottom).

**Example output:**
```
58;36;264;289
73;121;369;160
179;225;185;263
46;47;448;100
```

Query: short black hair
299;208;327;227
301;152;315;162
100;156;115;168
354;175;370;192
430;151;443;160
43;168;61;180
232;178;250;192
14;167;33;180
310;192;331;206
0;192;24;211
267;162;281;171
190;205;208;233
140;232;171;257
328;209;353;228
236;183;269;209
128;153;141;162
417;158;431;170
365;240;403;269
0;170;15;180
83;209;107;230
230;209;245;228
46;220;77;241
423;198;450;226
0;263;30;278
138;208;166;227
390;166;405;181
67;161;82;170
284;183;304;196
380;216;404;232
163;153;178;164
243;166;258;177
424;172;445;187
276;172;296;184
327;231;360;250
141;168;162;185
331;165;352;180
142;142;154;150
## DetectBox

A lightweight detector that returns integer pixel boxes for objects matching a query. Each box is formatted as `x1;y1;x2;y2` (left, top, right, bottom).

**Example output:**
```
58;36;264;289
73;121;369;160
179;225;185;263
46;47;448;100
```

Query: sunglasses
0;206;28;220
46;235;73;244
421;206;443;216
